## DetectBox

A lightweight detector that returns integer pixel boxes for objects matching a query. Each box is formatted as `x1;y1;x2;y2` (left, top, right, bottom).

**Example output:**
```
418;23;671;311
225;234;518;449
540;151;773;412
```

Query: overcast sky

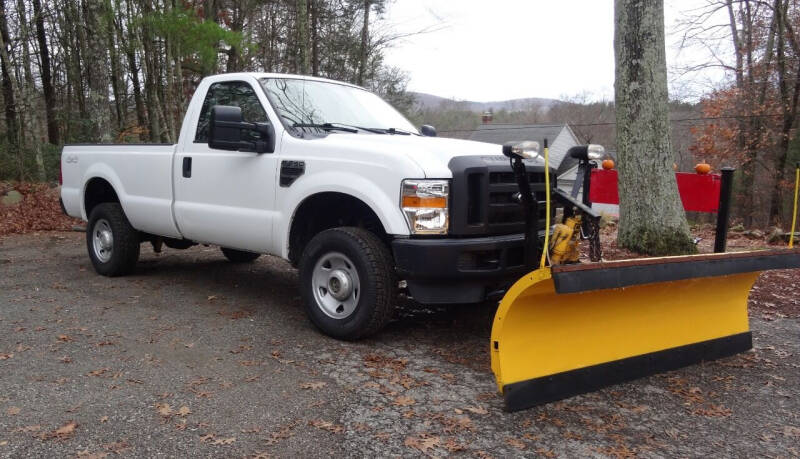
381;0;727;102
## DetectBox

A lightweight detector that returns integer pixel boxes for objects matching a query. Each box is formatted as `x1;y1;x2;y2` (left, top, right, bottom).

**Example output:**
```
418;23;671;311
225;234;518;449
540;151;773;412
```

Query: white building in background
469;123;620;216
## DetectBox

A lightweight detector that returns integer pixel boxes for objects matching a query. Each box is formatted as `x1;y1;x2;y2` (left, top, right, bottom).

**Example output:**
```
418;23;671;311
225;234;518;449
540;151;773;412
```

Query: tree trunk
32;0;58;145
140;0;162;142
310;0;319;75
614;0;694;255
357;0;371;86
124;0;147;140
16;0;46;181
769;0;798;224
0;0;21;179
83;0;113;143
107;8;125;133
297;0;309;74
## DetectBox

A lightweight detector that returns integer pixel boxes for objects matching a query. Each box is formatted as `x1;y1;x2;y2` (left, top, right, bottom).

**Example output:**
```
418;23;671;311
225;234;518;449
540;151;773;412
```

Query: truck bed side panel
61;144;182;238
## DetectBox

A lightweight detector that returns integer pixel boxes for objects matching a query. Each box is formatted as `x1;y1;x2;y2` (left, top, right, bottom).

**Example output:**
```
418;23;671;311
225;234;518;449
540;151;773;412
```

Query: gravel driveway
1;232;799;458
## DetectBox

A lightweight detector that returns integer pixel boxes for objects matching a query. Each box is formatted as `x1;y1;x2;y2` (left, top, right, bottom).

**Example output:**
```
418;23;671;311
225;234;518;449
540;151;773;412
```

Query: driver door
172;80;279;253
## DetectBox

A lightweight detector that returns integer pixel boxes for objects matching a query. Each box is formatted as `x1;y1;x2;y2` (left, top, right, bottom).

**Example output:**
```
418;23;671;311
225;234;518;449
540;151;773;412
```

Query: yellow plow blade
491;249;800;412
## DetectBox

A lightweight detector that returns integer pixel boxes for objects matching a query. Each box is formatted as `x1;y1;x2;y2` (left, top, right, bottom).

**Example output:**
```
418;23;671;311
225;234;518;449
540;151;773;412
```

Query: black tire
299;227;396;340
86;202;140;277
221;247;261;263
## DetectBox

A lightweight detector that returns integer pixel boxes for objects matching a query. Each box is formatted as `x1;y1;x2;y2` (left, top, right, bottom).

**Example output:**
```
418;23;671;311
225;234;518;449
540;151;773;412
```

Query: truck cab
61;73;553;339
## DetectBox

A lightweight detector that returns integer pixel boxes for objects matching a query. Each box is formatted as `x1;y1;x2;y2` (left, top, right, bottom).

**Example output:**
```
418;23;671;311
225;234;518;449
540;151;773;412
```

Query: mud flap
490;249;800;412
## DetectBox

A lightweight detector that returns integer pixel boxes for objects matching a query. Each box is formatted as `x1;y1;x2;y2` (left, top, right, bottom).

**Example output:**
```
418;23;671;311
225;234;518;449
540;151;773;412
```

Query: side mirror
420;125;437;137
209;105;275;154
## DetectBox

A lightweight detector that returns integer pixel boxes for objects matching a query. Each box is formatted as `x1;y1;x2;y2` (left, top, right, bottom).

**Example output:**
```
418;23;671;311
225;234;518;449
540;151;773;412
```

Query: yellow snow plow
491;144;800;412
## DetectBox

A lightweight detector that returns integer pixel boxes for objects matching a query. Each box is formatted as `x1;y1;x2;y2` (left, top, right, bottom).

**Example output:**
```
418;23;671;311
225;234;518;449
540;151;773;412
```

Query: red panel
588;169;619;204
588;169;722;213
676;172;721;212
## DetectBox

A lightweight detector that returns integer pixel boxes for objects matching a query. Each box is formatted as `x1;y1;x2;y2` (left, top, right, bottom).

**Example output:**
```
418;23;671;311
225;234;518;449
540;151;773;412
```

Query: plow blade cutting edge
490;249;800;412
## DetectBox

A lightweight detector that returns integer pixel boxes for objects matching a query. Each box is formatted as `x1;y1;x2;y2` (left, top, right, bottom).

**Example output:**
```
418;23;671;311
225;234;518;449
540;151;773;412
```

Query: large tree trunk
614;0;694;255
32;0;58;145
83;0;112;143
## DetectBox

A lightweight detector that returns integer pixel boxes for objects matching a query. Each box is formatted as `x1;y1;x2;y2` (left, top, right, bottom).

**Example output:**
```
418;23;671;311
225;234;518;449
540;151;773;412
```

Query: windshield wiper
318;122;389;134
366;127;415;135
292;122;358;133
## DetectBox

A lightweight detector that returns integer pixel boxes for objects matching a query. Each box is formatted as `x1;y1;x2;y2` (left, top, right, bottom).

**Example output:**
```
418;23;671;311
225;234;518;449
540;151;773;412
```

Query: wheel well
84;178;120;218
288;192;389;267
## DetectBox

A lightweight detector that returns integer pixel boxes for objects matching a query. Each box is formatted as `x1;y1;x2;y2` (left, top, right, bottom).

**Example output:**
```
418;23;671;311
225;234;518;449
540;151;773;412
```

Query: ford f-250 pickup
60;72;554;340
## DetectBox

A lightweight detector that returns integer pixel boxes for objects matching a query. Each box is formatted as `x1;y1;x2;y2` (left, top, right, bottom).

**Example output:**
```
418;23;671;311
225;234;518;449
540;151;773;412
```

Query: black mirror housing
209;105;275;154
209;105;244;150
420;125;437;137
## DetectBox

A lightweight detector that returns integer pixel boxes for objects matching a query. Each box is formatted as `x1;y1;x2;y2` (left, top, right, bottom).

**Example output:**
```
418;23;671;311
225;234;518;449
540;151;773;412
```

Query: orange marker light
402;196;447;208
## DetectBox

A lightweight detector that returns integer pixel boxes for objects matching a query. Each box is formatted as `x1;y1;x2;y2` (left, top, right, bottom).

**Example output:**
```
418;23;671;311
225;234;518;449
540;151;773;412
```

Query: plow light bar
502;141;540;160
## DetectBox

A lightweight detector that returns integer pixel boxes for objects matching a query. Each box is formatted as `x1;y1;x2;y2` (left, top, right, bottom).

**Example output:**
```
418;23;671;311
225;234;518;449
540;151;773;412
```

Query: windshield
260;78;417;135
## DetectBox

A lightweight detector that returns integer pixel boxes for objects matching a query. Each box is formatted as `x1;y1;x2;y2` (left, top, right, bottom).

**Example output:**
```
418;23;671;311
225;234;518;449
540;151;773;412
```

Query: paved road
1;232;798;457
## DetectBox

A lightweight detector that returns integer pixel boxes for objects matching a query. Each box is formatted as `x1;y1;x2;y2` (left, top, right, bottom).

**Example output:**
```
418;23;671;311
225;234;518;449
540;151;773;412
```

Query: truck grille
449;156;555;236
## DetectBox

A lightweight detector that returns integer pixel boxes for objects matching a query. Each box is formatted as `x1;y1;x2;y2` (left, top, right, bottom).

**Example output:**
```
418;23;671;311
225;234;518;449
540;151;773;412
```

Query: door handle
182;157;192;178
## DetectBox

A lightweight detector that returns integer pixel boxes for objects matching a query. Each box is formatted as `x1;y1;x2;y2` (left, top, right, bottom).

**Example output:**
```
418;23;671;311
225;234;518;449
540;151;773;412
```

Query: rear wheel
86;203;140;277
221;247;261;263
299;227;396;340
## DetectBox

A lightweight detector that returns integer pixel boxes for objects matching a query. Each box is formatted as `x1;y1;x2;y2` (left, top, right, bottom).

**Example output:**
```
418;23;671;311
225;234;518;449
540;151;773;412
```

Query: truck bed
60;143;181;238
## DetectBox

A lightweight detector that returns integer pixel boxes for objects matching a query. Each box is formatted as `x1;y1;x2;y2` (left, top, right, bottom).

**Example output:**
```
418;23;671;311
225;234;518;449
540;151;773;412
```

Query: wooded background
0;0;798;228
0;0;413;182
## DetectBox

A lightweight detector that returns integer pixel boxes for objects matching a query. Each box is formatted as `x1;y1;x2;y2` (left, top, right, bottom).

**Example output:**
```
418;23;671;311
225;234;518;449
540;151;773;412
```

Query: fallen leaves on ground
299;381;326;390
39;421;78;440
693;404;733;418
783;425;800;438
0;353;12;360
263;420;299;445
463;406;488;415
404;434;440;454
308;419;344;434
504;437;526;450
76;451;107;459
0;183;81;236
155;403;172;417
392;395;416;407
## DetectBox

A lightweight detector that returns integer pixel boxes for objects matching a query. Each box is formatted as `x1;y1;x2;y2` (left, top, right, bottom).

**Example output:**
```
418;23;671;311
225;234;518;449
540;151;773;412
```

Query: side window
194;81;268;143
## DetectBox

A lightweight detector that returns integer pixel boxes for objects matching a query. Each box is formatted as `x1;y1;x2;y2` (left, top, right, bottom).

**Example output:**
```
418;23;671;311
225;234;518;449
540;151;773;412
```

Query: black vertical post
582;161;596;235
714;167;735;253
582;161;595;207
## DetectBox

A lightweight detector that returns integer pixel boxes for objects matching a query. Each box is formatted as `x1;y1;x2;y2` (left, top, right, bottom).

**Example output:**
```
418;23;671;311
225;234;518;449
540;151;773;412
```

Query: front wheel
299;227;396;340
86;203;140;277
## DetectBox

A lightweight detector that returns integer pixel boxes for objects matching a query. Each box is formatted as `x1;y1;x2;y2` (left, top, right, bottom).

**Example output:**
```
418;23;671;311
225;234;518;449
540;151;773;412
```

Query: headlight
401;179;449;235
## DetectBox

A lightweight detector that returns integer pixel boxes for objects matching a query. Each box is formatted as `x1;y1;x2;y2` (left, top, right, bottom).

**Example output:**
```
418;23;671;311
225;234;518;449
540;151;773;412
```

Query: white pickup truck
61;72;553;339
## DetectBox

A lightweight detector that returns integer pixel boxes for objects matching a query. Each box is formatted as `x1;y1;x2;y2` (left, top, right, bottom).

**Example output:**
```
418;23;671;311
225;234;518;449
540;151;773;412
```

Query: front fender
277;171;409;259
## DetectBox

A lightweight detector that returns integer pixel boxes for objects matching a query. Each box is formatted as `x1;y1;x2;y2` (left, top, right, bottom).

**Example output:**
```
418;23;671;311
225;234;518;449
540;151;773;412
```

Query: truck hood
308;133;527;178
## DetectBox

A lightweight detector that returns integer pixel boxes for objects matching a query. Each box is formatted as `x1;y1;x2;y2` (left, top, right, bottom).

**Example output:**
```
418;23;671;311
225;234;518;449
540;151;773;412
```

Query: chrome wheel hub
92;219;114;263
312;252;360;319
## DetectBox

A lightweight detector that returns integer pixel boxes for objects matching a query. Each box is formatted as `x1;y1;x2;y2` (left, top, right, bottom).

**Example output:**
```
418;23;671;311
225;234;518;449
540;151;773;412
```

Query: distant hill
410;91;560;112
